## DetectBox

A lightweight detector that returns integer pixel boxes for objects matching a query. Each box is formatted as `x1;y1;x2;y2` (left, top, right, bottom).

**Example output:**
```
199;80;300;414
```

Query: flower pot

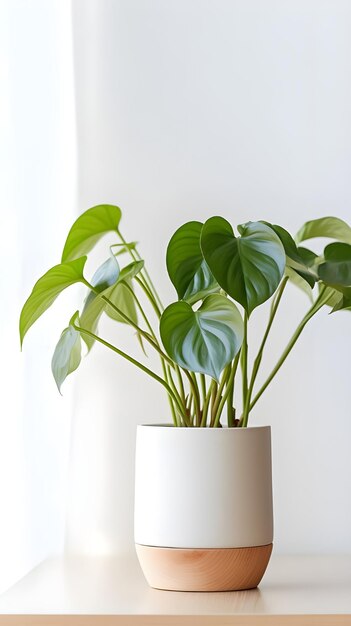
134;424;273;591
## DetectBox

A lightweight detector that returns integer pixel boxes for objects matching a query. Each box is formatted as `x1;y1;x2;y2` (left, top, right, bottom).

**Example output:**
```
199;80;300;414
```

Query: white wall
67;0;351;555
0;0;76;592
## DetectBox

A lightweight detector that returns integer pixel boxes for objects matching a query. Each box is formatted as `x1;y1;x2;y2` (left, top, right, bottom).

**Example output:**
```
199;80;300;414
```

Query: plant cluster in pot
20;206;351;591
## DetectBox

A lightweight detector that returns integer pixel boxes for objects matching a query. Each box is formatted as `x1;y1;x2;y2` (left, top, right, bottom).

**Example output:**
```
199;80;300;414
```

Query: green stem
241;312;248;409
201;380;216;427
245;286;328;418
210;382;218;427
122;280;185;426
134;249;164;311
200;374;206;405
116;227;164;311
166;365;189;426
213;354;240;427
162;362;178;427
98;293;174;368
135;276;162;319
175;366;186;407
226;376;235;427
73;323;184;418
241;276;289;427
211;365;231;423
121;280;157;340
189;372;201;426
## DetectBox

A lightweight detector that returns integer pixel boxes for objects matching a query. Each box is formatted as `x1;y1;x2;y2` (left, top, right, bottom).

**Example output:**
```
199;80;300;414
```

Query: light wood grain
136;543;273;591
0;616;351;626
0;555;350;625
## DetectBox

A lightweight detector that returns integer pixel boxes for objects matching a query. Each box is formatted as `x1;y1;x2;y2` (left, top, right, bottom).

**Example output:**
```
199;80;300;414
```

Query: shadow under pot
134;424;273;592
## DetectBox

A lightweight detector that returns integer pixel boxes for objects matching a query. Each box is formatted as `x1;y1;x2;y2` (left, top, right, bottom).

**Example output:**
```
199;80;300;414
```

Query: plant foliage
20;207;351;427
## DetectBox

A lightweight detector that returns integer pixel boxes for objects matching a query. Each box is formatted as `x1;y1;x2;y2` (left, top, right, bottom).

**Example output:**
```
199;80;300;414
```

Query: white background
1;0;351;592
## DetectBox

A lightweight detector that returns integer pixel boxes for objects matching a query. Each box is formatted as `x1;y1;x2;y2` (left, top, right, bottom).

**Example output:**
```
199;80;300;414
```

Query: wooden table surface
0;553;350;625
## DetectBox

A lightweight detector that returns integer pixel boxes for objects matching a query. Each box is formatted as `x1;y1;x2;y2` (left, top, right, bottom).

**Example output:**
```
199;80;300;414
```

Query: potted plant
20;205;351;591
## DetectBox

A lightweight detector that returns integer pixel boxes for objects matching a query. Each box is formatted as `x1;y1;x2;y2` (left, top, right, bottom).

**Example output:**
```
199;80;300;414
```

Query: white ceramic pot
134;424;273;591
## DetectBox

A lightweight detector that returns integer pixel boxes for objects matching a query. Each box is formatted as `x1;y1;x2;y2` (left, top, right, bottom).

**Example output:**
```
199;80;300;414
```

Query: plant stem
213;353;240;427
226;376;235;427
116;227;164;311
73;323;184;421
175;366;186;407
241;312;248;409
200;374;206;406
211;365;231;423
121;280;157;340
134;249;164;311
135;277;162;319
201;380;216;427
97;276;188;426
245;286;328;418
210;381;218;427
113;272;186;426
162;362;178;426
189;372;201;426
241;276;289;427
165;364;189;426
98;293;174;367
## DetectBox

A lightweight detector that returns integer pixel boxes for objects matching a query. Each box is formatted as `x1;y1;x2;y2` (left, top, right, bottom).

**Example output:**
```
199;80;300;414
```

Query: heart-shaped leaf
51;320;82;393
296;216;351;245
160;294;244;380
19;256;87;346
166;221;219;303
201;217;285;315
61;205;122;262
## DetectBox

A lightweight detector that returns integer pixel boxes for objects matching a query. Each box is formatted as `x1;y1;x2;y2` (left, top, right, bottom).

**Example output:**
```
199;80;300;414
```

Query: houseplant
20;205;351;591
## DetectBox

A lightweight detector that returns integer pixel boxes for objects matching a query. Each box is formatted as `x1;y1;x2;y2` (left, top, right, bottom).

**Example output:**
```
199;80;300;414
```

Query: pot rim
137;423;270;431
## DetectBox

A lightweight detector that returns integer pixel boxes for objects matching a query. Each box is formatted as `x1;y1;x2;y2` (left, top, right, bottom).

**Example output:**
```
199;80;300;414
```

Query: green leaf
331;294;351;313
61;205;122;262
262;222;318;288
320;285;343;309
285;267;314;303
104;260;143;323
318;242;351;286
80;255;121;350
201;217;285;315
105;280;138;324
51;323;82;393
295;216;351;245
80;260;144;349
261;222;300;264
89;255;120;294
166;221;219;304
160;294;244;380
297;247;319;267
19;257;87;347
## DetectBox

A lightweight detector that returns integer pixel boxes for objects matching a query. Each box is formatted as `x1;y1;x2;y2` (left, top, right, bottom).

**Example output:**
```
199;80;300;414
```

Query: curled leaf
51;324;82;393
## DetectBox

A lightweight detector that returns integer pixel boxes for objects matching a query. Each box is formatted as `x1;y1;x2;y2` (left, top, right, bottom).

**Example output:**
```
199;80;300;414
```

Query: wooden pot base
136;543;273;592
